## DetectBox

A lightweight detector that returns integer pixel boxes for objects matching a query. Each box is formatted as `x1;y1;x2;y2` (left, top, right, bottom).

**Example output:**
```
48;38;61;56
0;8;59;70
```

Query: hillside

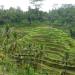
0;26;75;75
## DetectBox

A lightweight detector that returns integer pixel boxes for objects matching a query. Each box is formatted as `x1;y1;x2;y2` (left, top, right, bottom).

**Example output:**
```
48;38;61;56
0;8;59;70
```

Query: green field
0;25;75;75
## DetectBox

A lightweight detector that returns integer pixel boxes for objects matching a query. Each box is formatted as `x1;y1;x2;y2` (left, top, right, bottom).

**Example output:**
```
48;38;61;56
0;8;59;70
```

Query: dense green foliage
0;4;75;28
0;7;48;25
0;25;75;75
48;4;75;28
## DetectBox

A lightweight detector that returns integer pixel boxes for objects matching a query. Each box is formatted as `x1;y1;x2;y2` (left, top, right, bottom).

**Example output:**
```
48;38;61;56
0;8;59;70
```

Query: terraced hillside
0;26;75;75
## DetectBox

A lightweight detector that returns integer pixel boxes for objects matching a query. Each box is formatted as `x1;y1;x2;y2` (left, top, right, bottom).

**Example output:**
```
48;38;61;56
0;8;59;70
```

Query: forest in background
0;4;75;37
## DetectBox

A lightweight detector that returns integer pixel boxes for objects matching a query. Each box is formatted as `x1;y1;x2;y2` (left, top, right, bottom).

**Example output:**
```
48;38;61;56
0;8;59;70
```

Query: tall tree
30;0;44;9
28;0;44;24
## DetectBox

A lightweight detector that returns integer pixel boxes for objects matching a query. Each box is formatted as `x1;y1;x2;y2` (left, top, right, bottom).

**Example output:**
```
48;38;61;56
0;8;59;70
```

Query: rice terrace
0;0;75;75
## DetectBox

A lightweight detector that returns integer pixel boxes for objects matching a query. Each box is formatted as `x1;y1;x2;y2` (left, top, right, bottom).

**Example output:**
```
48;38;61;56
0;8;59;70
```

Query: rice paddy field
0;25;75;75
